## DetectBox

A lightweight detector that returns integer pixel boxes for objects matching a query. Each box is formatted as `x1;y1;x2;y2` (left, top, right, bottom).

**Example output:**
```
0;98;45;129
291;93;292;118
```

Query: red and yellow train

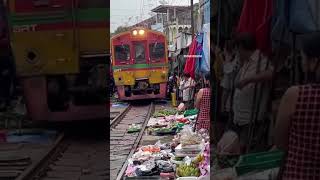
6;0;109;121
111;28;169;100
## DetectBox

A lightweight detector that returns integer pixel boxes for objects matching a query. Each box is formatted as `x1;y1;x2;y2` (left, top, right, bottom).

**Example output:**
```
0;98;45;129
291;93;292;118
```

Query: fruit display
176;163;201;177
193;154;205;165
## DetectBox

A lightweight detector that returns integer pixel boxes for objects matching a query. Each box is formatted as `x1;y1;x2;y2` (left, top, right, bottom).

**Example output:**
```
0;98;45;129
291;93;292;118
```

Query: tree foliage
112;26;131;36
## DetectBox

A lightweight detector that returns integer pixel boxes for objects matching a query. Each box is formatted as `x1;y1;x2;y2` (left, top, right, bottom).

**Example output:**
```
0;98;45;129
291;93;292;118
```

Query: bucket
171;92;177;107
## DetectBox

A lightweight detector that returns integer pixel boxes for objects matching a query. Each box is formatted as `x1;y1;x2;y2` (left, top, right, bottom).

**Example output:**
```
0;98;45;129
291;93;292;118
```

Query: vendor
194;74;211;131
180;73;195;110
232;33;273;153
274;32;320;180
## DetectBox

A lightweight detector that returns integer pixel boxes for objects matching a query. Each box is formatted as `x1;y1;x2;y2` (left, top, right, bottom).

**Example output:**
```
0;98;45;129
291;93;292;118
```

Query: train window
149;43;165;60
134;42;146;64
115;45;130;62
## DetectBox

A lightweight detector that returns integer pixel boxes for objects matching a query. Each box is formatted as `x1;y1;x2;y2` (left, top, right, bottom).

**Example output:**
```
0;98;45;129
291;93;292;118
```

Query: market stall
123;106;210;180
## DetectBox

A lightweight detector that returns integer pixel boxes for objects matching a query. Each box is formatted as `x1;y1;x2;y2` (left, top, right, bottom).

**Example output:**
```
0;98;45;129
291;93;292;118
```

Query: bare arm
194;89;203;109
274;86;299;151
236;61;274;89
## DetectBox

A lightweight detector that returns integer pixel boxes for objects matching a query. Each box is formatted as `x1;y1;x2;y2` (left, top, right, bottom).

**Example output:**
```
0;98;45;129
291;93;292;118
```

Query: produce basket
235;150;285;176
154;127;177;136
183;109;198;117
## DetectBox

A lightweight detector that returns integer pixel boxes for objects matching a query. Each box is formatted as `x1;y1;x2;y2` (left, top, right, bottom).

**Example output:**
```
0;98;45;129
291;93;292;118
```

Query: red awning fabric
237;0;273;55
184;38;197;79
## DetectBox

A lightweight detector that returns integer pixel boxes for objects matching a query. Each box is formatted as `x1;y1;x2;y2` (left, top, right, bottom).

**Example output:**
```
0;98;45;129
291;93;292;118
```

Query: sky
110;0;199;33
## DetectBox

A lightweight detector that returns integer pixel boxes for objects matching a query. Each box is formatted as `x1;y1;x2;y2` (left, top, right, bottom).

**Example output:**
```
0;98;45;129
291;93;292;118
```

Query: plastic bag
178;103;185;111
156;160;175;173
131;150;153;162
184;156;192;165
125;164;137;177
180;126;202;146
217;130;240;155
135;160;159;176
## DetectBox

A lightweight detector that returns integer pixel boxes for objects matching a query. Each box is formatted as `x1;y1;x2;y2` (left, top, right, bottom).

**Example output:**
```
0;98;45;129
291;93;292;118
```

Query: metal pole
217;0;222;46
191;0;194;36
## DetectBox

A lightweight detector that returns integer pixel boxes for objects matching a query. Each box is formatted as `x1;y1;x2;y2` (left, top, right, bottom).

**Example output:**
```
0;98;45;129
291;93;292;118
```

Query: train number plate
114;69;122;73
13;25;37;33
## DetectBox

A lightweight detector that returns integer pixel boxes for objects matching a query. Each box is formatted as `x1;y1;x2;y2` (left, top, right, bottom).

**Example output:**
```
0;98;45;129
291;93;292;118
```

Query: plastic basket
235;150;285;176
184;109;198;117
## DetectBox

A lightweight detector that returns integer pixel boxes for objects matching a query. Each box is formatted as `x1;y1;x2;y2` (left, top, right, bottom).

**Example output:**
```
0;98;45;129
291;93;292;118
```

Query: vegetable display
153;109;178;117
176;163;201;177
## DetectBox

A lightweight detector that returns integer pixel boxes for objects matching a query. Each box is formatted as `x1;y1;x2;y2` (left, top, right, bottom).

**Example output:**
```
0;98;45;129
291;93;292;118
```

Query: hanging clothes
289;0;320;33
237;0;273;55
184;38;197;79
213;0;243;40
200;23;210;76
271;0;292;48
272;0;320;47
195;33;203;77
203;0;210;24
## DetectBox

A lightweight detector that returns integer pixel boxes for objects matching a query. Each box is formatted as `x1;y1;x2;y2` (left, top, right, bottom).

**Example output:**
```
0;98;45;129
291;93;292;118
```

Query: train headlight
139;30;145;35
132;30;138;36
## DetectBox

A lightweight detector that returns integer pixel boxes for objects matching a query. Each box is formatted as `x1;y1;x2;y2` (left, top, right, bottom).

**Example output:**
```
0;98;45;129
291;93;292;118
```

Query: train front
111;28;169;101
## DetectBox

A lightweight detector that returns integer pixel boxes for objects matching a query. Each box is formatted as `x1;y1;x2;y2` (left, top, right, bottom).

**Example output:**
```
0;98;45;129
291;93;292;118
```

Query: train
0;0;15;110
111;28;169;100
7;0;109;121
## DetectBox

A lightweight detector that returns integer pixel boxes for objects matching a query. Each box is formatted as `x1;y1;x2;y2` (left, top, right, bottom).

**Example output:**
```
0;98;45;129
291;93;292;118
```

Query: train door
9;0;78;76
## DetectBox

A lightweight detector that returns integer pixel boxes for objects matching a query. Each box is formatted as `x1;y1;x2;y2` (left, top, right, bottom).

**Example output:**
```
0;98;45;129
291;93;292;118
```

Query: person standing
194;74;211;131
275;32;320;180
181;73;195;109
232;33;274;153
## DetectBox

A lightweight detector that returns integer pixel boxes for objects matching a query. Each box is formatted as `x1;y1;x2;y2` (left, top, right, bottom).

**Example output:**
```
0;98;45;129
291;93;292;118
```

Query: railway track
15;126;108;180
13;102;153;180
110;102;154;180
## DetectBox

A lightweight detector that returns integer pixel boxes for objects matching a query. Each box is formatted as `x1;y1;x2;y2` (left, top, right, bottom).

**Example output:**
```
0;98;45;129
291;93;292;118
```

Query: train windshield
134;42;146;64
115;45;130;63
149;43;165;62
